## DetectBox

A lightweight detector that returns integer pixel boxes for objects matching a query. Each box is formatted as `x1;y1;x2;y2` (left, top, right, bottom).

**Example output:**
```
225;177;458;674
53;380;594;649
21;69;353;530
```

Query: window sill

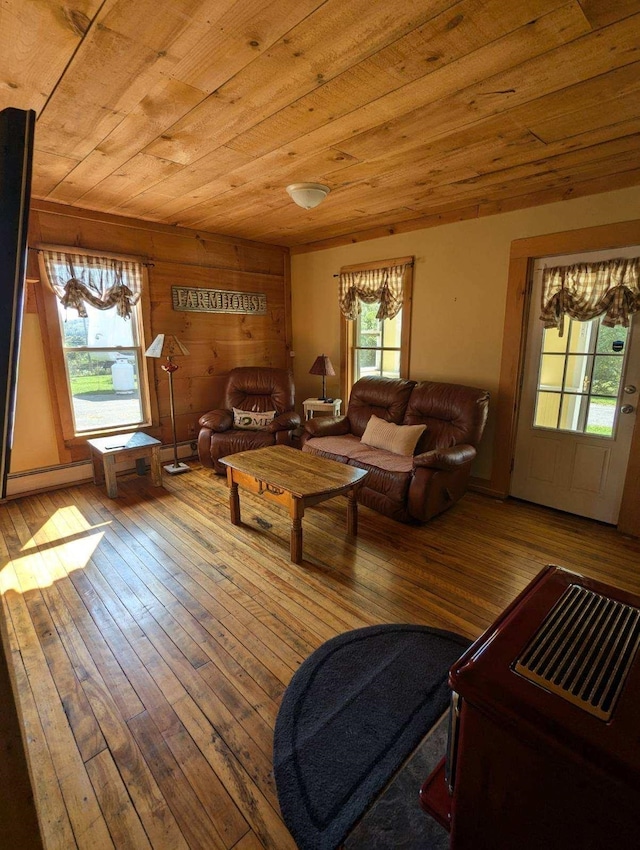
64;422;160;448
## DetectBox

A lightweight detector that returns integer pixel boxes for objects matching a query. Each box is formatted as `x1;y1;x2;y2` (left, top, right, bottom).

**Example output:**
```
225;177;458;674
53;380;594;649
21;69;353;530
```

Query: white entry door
511;247;640;524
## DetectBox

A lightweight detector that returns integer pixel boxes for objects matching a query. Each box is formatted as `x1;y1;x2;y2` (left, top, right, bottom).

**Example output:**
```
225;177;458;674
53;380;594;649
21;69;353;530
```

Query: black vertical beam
0;107;35;498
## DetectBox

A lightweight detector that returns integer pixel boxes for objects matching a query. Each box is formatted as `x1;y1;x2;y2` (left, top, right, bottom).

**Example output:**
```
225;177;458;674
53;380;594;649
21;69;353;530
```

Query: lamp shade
309;354;335;377
145;334;189;358
286;183;330;209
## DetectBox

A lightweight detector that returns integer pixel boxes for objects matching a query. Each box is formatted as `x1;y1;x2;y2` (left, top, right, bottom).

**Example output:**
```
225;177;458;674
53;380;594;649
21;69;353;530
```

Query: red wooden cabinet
421;566;640;849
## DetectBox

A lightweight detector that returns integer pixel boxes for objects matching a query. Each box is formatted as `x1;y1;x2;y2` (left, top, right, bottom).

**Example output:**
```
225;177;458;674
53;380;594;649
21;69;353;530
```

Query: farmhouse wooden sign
172;286;267;315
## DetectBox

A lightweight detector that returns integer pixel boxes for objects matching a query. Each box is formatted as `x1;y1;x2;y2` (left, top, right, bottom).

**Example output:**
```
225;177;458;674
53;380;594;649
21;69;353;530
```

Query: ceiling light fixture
286;182;330;209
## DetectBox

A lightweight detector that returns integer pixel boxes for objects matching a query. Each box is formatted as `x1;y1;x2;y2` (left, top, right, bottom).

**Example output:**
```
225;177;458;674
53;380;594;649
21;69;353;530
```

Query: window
353;301;403;381
39;248;154;441
340;256;413;398
534;315;630;438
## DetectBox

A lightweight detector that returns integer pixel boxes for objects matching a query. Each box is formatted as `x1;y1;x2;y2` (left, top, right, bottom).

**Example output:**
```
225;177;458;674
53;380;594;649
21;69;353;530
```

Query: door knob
621;404;635;414
624;385;637;394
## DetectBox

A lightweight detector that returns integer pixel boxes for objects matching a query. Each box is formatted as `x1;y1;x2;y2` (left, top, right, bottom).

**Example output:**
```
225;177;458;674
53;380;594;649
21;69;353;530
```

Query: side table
87;432;162;498
303;398;342;420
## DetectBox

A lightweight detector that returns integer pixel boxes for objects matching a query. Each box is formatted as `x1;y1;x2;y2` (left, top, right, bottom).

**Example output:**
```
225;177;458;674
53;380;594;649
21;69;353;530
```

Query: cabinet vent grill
514;584;640;720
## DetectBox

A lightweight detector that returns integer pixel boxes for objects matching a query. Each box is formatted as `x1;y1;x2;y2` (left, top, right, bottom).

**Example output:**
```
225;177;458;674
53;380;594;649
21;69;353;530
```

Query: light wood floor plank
1;465;640;850
86;749;154;850
0;600;78;850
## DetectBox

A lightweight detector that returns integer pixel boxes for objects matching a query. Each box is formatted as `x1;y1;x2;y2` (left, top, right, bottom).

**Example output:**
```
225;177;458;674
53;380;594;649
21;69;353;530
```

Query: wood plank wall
27;202;291;461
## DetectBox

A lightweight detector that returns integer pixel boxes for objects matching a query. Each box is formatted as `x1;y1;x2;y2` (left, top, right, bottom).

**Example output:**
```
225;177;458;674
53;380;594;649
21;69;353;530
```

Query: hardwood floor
1;463;639;850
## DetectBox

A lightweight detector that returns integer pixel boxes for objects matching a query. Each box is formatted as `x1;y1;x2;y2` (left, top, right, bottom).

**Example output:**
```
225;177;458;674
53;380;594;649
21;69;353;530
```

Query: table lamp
309;354;335;401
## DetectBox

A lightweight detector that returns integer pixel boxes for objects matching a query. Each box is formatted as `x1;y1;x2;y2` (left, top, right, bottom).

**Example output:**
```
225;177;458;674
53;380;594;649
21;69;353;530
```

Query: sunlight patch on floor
0;509;108;593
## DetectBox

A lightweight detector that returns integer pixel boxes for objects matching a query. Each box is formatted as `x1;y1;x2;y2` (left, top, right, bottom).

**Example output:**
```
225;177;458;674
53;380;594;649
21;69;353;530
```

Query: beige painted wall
291;185;640;480
12;314;59;472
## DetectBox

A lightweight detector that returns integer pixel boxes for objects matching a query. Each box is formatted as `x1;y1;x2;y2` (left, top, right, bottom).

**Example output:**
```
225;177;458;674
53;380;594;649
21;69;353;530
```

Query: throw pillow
361;414;426;457
233;408;276;430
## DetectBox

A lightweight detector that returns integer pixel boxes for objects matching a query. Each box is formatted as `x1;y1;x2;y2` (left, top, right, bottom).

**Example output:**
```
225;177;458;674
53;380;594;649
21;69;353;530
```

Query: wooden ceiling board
578;0;640;29
45;78;209;205
119;145;361;226
333;15;636;164
180;111;633;233
225;0;576;159
143;0;463;166
0;0;101;112
527;94;640;143
2;0;640;248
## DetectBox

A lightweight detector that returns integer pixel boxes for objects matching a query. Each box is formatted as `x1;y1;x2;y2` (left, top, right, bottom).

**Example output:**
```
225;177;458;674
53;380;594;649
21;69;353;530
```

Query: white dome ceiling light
286;182;330;209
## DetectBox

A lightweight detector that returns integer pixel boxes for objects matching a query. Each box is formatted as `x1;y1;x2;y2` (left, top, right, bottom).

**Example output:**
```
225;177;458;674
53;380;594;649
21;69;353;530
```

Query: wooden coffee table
219;445;369;564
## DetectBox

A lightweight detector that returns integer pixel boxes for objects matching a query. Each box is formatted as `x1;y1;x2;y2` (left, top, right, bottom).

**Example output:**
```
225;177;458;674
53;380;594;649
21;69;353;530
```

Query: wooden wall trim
490;218;640;536
283;250;293;363
340;255;414;273
490;255;531;498
30;200;287;252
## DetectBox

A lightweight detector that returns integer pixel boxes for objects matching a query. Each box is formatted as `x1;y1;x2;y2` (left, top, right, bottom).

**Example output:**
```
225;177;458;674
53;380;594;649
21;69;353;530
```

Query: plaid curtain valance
540;256;640;336
41;250;143;319
339;263;409;321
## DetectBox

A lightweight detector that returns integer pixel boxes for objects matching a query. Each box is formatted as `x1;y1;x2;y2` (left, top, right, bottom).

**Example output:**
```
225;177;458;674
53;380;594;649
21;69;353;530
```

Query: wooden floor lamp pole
162;358;189;474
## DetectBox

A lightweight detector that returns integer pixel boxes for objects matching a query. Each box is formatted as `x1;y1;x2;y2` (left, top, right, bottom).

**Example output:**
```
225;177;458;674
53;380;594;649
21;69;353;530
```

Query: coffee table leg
290;500;304;564
347;488;359;536
229;478;241;525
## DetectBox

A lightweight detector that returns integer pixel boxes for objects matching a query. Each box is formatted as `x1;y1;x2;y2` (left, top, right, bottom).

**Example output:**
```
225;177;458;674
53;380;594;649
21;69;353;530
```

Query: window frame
340;255;413;402
37;245;158;446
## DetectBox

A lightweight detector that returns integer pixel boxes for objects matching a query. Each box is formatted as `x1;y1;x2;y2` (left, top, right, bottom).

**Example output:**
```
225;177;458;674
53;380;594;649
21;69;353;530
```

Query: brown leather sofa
198;367;301;473
302;376;489;522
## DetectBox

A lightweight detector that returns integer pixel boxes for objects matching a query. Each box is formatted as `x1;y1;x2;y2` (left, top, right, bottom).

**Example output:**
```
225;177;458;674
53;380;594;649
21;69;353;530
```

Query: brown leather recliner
198;367;301;473
302;376;489;522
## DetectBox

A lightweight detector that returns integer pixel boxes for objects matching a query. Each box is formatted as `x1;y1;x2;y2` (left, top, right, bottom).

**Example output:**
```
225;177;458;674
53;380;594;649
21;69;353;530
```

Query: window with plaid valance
41;249;143;319
339;262;411;320
540;256;640;336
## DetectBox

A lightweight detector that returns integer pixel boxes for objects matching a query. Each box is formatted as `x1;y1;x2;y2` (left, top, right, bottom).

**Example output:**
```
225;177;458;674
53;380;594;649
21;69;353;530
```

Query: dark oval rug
273;624;470;850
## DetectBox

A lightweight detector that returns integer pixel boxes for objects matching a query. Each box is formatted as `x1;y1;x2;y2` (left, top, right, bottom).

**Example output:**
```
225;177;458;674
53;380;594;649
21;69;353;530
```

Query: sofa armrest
303;415;351;438
269;411;301;432
413;444;476;470
198;408;233;432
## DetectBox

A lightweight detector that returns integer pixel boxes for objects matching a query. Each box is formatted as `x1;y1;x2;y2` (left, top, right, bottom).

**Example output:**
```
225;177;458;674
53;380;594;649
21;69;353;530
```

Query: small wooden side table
87;432;162;498
303;398;342;420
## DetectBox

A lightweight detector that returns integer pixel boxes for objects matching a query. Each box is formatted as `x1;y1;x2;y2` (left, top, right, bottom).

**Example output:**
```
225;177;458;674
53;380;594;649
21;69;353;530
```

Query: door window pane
586;397;616;437
559;393;588;432
564;354;592;393
567;320;594;354
596;324;628;354
592;356;623;396
533;314;631;438
541;325;568;354
534;391;561;428
539;354;564;391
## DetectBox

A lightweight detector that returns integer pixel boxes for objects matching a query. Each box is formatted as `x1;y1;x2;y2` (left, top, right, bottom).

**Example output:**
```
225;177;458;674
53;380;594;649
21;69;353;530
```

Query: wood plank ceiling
2;0;640;249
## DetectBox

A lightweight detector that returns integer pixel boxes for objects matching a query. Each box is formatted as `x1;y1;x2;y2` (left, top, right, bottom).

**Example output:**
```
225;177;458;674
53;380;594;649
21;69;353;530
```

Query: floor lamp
145;333;190;474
